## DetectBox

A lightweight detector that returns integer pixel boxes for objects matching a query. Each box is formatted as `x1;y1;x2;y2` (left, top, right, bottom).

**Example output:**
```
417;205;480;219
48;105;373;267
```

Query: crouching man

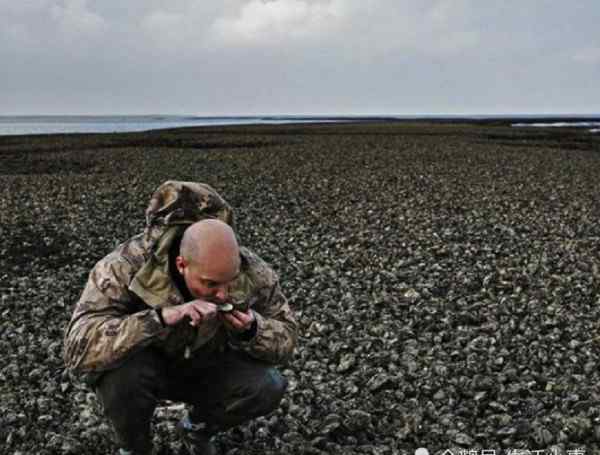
63;181;297;455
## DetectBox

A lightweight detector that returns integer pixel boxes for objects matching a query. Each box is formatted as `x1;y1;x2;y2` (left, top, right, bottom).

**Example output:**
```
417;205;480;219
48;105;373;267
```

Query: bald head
180;219;239;266
176;219;240;301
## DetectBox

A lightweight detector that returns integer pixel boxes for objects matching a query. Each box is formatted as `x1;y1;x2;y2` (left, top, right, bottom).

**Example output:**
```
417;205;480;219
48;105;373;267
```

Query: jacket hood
143;180;235;248
129;180;236;309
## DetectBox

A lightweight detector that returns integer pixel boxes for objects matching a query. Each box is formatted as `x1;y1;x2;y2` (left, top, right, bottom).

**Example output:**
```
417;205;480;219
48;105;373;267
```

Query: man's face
176;254;240;303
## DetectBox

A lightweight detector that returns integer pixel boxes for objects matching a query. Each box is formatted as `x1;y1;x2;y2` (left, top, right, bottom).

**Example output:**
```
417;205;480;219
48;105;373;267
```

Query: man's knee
233;367;287;417
95;348;166;416
259;368;288;412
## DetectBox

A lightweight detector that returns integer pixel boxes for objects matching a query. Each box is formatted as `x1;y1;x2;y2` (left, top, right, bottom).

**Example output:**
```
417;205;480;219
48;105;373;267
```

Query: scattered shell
2;123;599;453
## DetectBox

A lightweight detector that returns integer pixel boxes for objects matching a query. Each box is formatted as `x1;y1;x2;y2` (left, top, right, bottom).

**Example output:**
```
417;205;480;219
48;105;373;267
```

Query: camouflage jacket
63;181;297;377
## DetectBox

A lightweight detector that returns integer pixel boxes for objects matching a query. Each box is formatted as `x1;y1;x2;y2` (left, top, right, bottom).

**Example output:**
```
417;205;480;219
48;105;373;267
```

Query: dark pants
94;347;287;453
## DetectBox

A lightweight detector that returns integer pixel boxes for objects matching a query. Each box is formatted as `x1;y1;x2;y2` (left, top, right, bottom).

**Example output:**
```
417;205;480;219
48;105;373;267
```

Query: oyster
216;303;234;313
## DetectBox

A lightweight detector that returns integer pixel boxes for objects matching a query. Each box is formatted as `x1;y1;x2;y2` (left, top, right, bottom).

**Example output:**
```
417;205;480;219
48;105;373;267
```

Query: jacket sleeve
63;255;168;373
228;280;297;365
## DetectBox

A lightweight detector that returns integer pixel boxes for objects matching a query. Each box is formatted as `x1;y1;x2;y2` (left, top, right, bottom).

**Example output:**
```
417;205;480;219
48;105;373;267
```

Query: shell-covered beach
1;122;600;454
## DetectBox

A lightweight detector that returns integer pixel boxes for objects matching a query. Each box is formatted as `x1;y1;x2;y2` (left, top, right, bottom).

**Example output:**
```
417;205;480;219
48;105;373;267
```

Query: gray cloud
1;0;599;114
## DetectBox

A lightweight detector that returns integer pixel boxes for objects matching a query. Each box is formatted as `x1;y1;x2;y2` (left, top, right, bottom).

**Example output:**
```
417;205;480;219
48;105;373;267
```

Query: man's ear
175;256;186;275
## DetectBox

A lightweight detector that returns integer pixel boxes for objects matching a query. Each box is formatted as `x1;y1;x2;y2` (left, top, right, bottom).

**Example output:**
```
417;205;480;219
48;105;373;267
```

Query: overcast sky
1;0;599;115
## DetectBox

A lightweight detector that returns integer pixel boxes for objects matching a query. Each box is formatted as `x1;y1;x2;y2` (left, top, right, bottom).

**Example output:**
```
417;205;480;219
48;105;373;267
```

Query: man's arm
226;280;297;365
63;256;167;373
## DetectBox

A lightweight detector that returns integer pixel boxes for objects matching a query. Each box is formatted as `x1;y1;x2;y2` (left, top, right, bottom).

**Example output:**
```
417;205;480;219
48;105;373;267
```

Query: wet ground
1;122;600;454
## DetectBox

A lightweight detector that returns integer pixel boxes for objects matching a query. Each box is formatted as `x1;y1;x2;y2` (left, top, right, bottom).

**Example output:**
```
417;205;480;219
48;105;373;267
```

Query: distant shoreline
1;114;600;137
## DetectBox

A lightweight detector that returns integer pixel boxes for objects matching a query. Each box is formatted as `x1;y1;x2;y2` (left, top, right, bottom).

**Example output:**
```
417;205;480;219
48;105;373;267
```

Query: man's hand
161;300;218;326
219;309;255;333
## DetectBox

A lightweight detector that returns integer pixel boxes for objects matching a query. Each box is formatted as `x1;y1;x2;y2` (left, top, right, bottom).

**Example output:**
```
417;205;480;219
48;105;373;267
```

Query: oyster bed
1;122;600;454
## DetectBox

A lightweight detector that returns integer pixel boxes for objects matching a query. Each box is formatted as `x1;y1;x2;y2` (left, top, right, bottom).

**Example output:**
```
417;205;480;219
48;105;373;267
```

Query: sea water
0;115;350;136
1;115;599;136
511;121;600;133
